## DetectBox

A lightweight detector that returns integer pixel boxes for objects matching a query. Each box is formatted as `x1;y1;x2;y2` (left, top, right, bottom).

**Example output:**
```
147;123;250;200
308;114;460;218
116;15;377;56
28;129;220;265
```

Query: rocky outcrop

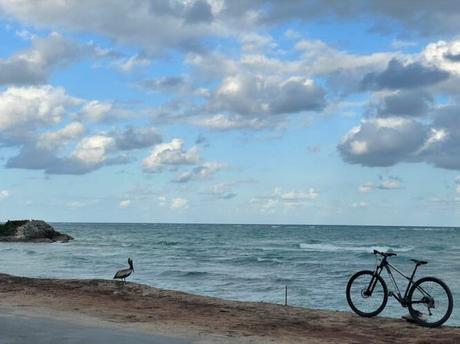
0;220;73;242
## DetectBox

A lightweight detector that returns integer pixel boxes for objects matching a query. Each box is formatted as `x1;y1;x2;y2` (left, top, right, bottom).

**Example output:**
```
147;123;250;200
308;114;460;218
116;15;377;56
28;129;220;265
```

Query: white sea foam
401;227;454;232
299;243;413;253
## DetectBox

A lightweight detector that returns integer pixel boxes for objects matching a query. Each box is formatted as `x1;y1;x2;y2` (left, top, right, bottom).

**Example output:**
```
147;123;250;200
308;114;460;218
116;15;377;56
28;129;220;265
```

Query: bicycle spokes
410;281;449;324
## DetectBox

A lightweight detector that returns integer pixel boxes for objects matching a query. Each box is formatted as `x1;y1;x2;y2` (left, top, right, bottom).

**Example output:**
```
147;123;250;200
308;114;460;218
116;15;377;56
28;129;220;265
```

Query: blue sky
1;1;460;226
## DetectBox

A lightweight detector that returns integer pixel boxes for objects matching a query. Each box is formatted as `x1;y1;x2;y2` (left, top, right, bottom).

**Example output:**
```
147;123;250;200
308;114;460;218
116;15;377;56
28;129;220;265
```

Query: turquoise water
0;223;458;326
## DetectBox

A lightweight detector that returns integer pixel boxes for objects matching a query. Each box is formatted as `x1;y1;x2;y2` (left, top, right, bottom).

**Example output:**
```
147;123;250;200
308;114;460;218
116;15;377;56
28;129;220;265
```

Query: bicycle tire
408;276;453;328
346;270;388;317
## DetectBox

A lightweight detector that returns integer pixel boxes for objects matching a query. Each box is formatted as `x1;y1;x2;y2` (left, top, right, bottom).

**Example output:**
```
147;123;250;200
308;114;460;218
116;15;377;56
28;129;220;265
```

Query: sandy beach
0;273;458;343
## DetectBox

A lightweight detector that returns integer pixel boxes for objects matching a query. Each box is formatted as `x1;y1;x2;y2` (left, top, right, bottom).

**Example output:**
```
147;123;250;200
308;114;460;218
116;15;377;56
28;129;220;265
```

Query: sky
1;1;460;226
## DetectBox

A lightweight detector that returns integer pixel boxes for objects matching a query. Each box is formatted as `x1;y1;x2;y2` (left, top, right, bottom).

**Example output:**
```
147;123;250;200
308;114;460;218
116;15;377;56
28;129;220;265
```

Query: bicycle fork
365;265;384;296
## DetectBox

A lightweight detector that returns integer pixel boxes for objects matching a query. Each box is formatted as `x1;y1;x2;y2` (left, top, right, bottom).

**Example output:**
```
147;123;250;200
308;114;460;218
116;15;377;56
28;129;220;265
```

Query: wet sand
0;273;458;343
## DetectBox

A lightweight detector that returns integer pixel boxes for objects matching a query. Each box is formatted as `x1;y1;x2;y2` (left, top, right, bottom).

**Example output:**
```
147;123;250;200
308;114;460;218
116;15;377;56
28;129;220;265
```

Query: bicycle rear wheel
346;270;388;317
408;277;453;327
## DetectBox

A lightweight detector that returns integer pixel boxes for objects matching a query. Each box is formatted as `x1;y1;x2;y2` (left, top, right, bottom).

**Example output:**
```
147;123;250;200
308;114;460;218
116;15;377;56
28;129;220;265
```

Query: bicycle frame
367;256;428;308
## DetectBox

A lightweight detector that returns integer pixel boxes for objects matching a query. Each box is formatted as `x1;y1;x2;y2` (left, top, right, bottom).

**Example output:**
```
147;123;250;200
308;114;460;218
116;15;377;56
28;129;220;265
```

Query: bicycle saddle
410;259;428;265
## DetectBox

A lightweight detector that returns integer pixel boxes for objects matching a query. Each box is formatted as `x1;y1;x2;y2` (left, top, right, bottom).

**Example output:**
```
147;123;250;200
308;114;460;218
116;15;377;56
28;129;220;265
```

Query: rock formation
0;220;73;242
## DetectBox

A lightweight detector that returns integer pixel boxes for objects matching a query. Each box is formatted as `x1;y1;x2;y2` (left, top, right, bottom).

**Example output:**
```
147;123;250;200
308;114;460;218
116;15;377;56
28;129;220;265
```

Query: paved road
0;311;190;344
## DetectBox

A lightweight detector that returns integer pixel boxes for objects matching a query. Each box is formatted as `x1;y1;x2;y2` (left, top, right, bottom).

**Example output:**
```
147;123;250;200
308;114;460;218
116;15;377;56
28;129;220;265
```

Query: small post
284;285;288;306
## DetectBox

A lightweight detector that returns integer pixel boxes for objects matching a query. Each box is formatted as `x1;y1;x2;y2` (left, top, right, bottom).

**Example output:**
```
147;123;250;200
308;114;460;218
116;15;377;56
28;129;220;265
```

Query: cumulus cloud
209;74;325;115
79;100;113;122
374;90;433;117
71;135;115;165
170;197;189;209
338;117;427;167
173;162;225;183
0;83;166;174
338;102;460;171
0;85;81;132
0;32;83;85
113;126;162;151
362;58;450;90
142;139;200;173
239;1;460;36
37;122;85;149
5;123;161;175
162;39;396;129
422;40;460;75
0;0;220;55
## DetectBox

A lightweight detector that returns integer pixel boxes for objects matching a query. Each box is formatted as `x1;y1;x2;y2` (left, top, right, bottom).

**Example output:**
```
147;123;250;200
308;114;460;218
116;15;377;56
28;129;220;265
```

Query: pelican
113;257;134;281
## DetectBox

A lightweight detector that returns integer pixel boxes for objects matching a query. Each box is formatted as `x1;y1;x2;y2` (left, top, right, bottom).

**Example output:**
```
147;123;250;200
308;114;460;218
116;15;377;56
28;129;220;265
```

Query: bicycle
346;249;453;327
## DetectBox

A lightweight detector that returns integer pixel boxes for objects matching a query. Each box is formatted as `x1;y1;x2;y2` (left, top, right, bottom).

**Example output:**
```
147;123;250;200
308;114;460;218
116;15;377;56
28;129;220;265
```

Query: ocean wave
157;240;180;246
299;243;413;253
256;257;283;264
159;270;211;278
400;227;454;232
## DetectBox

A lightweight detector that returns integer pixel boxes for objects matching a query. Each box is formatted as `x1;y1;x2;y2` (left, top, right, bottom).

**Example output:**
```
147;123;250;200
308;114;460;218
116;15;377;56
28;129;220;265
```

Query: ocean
0;223;458;326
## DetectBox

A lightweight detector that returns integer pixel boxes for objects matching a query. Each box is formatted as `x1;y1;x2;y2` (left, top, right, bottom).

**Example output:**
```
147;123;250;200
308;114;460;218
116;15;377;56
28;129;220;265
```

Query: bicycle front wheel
346;270;388;317
408;277;453;328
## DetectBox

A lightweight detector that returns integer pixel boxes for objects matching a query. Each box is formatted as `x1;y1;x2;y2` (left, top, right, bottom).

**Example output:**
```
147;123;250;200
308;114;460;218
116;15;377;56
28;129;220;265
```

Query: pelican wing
113;268;132;279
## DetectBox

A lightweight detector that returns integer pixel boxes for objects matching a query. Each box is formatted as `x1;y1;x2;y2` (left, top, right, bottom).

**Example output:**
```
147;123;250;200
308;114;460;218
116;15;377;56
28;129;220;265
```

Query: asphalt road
0;311;190;344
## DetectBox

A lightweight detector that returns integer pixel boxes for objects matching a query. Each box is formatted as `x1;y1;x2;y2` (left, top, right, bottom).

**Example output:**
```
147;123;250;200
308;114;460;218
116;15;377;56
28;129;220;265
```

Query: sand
0;273;458;343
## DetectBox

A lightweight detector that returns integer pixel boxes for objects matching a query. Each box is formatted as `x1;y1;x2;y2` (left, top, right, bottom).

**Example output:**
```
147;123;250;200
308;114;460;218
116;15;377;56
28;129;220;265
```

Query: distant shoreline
0;273;458;343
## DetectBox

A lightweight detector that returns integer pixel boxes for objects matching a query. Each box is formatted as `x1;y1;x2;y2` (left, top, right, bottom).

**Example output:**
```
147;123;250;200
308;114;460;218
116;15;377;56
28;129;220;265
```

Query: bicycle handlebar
373;249;397;257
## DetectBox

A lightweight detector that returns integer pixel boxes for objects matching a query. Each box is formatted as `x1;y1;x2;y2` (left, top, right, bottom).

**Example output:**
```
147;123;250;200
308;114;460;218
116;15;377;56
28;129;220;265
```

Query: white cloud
65;200;99;209
0;85;81;132
378;177;402;190
115;54;151;72
38;122;85;149
72;135;115;165
142;139;200;173
358;177;401;192
0;190;10;200
174;162;225;183
422;39;460;75
0;0;221;55
359;182;374;193
192;114;270;130
206;183;237;200
211;74;325;116
0;32;83;85
251;187;319;212
338;117;426;167
79;100;113;122
170;197;189;209
119;199;131;208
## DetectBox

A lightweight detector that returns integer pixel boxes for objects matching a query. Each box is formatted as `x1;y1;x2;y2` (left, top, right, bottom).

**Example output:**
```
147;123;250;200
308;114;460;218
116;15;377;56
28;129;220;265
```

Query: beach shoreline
0;273;458;343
